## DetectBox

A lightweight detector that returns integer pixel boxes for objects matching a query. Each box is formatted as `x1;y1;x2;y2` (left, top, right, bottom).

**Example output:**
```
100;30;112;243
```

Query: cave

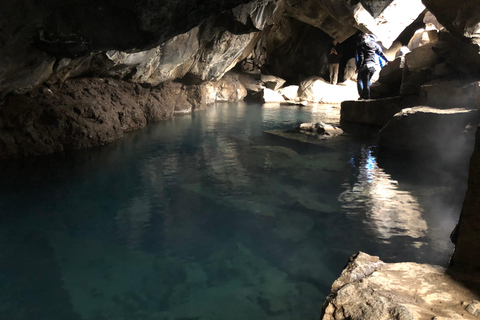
1;0;480;319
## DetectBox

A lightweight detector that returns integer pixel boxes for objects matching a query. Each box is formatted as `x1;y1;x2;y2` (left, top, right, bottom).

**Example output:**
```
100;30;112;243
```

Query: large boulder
321;252;480;320
378;107;480;159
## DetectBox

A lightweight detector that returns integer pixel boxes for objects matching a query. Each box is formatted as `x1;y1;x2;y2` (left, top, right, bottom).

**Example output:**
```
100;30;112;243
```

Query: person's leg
357;73;363;98
359;70;370;99
332;63;339;85
329;64;334;84
364;67;375;99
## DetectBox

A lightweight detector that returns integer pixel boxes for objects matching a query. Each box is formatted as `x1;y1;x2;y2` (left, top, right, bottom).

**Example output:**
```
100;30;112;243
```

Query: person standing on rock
355;33;388;99
328;39;342;85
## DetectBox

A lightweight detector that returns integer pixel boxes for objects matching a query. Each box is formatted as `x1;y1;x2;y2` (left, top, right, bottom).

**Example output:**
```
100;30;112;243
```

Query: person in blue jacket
355;33;388;100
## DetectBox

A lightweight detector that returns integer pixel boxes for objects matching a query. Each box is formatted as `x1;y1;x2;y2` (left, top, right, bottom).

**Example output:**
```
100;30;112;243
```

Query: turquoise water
0;102;468;320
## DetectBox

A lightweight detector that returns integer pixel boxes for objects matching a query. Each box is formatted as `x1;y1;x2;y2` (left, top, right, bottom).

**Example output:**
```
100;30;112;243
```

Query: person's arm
375;44;388;63
356;49;364;71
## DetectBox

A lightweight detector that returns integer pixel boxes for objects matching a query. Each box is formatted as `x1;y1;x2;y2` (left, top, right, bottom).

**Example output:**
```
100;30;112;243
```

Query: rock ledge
321;252;480;320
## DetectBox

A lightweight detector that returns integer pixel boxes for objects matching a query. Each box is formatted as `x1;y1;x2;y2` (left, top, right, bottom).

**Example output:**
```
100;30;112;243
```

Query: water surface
0;102;468;320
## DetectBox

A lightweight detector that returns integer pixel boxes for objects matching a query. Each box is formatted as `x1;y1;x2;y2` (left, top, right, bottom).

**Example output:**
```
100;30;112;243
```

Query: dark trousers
358;67;375;99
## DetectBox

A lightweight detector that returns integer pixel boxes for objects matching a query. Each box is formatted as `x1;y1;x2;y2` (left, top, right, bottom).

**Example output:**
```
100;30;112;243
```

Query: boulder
378;107;480;157
404;43;439;71
378;56;405;84
407;29;439;50
340;96;417;127
262;88;285;103
298;77;358;104
423;11;445;31
321;252;480;320
277;85;299;101
370;81;400;99
260;74;286;91
353;0;426;49
420;80;480;109
299;122;343;136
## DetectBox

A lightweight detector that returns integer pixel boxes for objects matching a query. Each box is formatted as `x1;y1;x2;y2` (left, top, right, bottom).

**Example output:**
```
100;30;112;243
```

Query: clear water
0;102;469;320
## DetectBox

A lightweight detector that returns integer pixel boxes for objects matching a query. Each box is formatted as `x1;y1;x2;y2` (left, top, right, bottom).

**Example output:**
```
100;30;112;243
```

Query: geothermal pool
0;102;468;320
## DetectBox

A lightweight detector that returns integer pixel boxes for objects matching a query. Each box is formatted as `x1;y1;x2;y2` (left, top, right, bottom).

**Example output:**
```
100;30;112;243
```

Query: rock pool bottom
0;103;469;320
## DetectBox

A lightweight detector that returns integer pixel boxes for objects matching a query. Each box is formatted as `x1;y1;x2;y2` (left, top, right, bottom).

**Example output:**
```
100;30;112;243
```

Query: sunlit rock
277;85;299;101
262;88;285;103
404;43;439;72
298;77;358;104
407;29;439;51
353;0;426;49
321;252;480;320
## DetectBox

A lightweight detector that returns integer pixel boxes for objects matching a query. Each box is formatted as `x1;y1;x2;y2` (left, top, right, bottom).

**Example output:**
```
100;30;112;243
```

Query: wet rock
299;122;343;136
321;252;480;320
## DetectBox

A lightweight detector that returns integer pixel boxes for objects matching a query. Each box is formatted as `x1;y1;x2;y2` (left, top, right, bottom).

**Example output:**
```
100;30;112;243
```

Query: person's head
332;40;337;46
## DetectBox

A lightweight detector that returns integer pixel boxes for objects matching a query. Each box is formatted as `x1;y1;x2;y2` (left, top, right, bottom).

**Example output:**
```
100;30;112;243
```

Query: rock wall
0;72;247;159
451;126;480;271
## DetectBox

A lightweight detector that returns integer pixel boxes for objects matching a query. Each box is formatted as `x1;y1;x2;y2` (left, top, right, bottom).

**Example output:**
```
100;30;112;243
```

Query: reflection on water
339;147;427;245
0;103;467;320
